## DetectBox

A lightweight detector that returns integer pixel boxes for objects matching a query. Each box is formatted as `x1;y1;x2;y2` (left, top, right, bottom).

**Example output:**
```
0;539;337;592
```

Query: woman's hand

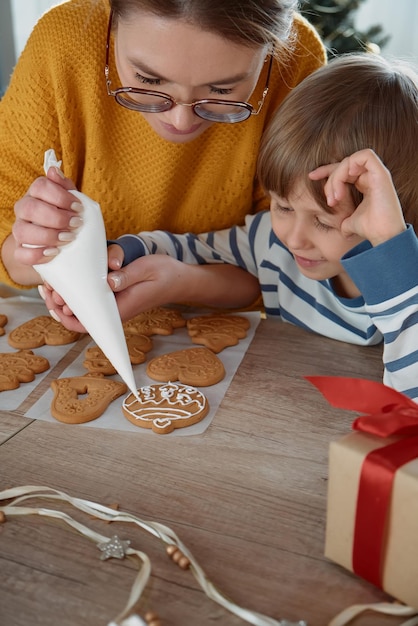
37;282;86;332
38;252;189;333
107;254;204;321
10;166;83;269
107;254;260;321
40;242;260;332
309;149;406;247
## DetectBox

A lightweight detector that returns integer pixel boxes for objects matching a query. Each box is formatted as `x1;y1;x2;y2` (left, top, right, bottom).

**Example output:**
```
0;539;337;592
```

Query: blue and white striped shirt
115;211;418;401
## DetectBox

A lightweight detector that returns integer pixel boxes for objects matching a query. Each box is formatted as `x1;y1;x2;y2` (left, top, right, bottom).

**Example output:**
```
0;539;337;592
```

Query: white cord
0;485;302;626
2;486;415;626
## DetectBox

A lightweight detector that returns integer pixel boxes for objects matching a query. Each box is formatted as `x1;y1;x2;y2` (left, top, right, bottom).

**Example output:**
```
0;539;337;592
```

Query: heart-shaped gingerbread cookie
50;375;127;423
8;315;81;349
146;347;225;386
123;307;186;336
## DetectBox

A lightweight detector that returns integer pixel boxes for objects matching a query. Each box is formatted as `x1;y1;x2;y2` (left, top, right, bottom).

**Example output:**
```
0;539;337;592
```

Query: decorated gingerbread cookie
0;350;50;391
0;314;7;336
8;315;81;349
122;307;186;336
83;334;153;375
122;382;209;434
146;346;225;387
50;375;127;424
186;313;250;353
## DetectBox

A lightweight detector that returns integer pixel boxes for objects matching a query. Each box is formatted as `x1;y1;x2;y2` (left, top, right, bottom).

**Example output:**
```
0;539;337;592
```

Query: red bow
306;376;418;588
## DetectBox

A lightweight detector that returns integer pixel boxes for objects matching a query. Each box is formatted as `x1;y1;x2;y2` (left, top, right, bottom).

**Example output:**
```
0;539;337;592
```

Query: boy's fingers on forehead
309;164;338;180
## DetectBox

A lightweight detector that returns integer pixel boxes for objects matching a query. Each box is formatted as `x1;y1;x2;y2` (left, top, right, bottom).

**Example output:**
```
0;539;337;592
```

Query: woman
0;0;325;293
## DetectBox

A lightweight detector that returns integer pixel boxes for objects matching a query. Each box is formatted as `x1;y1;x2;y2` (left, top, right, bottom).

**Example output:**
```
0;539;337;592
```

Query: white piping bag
33;149;139;399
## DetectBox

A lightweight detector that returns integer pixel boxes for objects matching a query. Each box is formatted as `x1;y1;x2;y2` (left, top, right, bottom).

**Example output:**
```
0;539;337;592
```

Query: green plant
300;0;391;57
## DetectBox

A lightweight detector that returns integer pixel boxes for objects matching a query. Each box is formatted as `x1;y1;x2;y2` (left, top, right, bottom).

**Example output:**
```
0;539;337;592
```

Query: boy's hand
309;149;406;247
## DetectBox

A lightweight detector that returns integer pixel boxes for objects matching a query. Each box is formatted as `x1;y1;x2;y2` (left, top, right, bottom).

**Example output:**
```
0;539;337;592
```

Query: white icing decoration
123;382;207;431
33;149;139;399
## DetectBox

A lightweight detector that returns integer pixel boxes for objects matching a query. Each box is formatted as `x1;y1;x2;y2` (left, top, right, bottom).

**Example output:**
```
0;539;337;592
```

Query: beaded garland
0;485;306;626
1;486;417;626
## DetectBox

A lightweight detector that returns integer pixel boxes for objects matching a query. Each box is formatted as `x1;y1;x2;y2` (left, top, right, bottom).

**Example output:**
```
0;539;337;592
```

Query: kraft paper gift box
307;376;418;610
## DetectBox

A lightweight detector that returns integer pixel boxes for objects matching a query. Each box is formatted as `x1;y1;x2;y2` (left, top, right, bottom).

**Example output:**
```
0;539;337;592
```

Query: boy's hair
258;53;418;232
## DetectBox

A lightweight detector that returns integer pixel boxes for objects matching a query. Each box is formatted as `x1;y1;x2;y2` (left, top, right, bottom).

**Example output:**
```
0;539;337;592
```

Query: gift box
307;376;418;610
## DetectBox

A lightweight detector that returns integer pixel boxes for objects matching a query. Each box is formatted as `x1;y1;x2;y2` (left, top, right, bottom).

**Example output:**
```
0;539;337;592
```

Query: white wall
355;0;418;61
11;0;66;57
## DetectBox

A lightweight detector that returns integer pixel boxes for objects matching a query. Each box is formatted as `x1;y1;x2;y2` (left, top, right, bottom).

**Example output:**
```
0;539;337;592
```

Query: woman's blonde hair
258;53;418;231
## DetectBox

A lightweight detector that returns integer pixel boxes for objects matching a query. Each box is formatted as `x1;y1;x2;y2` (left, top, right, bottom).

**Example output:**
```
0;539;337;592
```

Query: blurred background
0;0;417;96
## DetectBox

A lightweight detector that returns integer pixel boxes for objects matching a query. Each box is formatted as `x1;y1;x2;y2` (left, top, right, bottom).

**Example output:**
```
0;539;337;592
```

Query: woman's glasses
104;11;272;124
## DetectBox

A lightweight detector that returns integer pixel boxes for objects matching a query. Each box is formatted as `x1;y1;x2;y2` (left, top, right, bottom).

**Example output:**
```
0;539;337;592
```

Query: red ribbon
306;376;418;588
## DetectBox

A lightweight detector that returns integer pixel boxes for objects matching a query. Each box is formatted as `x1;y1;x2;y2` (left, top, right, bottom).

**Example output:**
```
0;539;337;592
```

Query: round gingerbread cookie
122;382;209;434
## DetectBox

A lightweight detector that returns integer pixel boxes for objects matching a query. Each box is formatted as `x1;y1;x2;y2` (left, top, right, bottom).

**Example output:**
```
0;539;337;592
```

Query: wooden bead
144;611;161;626
166;544;190;570
177;555;190;570
165;544;177;557
172;549;182;563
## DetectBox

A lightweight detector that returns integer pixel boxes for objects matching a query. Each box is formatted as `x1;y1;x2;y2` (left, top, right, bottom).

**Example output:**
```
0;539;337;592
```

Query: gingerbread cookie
83;334;153;375
0;314;7;336
8;315;81;349
50;375;127;424
122;382;209;434
123;307;186;336
187;313;250;353
146;346;225;387
0;350;50;391
125;333;153;363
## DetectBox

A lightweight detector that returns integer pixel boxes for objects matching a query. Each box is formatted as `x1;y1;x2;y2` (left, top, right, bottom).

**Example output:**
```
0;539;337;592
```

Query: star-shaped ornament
97;535;131;560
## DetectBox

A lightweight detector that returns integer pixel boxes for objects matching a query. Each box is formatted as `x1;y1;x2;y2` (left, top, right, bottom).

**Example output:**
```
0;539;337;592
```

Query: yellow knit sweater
0;0;325;288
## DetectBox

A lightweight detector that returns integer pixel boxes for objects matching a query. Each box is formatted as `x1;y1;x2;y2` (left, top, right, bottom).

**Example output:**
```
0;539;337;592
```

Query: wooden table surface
0;316;405;626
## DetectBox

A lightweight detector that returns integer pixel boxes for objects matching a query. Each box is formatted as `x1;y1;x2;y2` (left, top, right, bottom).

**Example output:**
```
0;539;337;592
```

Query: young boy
44;54;418;401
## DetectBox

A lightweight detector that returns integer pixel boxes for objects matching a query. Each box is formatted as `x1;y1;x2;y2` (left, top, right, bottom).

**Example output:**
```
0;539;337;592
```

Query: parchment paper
0;296;81;411
24;310;260;436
